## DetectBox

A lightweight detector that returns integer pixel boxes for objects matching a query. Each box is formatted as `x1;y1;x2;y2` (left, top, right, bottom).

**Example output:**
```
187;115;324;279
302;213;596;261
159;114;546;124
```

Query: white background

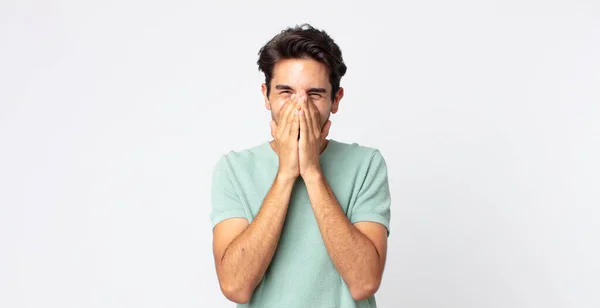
1;0;599;307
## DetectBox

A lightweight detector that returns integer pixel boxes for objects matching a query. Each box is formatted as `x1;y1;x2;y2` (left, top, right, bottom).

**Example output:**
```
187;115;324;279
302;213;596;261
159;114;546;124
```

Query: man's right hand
270;94;301;182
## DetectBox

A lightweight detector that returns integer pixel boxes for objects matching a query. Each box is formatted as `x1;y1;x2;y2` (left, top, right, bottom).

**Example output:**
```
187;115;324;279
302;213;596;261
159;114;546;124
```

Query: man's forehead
272;68;330;89
274;58;328;75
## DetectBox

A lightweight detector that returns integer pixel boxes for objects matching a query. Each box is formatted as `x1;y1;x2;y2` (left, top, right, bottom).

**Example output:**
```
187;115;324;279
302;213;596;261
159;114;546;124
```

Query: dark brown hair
257;23;347;101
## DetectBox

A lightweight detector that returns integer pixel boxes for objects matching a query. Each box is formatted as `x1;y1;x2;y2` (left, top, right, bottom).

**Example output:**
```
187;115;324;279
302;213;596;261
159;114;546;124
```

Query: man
210;24;391;308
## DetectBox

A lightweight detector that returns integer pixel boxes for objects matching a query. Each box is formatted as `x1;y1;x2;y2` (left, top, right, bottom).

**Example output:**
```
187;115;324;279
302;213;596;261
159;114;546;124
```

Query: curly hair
257;23;347;101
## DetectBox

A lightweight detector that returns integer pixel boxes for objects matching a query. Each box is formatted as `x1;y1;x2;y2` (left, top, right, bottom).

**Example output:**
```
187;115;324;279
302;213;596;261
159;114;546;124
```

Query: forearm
304;173;383;298
219;174;295;297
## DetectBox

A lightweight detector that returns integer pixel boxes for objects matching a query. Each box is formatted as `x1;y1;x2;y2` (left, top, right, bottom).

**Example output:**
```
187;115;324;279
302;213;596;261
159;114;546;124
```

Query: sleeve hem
211;210;249;228
350;213;390;235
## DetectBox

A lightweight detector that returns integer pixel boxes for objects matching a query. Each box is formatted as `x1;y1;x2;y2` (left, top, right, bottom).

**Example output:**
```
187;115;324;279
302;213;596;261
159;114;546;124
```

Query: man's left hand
298;92;331;180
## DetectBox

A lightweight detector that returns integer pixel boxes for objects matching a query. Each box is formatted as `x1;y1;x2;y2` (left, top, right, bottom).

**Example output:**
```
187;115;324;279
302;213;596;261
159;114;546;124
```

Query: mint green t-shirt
210;139;391;308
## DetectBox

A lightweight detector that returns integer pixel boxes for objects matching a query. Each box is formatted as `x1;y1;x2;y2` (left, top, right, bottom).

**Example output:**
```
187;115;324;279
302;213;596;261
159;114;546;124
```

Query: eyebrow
275;84;327;93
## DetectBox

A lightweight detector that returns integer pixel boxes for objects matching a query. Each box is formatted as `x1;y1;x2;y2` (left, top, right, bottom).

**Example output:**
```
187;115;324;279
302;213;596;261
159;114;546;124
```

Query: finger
299;92;309;112
292;108;301;139
308;101;320;137
270;120;277;139
281;95;301;139
285;94;298;124
302;94;314;133
277;102;290;134
299;109;307;141
297;92;305;108
278;96;296;133
320;119;331;139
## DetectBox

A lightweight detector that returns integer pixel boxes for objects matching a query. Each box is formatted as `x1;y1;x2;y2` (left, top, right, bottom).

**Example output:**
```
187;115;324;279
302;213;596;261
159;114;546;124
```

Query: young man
210;24;391;308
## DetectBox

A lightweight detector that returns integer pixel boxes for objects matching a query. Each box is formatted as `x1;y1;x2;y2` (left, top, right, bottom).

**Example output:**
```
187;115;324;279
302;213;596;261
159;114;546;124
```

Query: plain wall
1;0;599;307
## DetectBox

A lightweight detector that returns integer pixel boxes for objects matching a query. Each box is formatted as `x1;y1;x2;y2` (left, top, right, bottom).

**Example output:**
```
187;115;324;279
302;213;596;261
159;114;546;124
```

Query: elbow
349;280;381;301
220;281;253;304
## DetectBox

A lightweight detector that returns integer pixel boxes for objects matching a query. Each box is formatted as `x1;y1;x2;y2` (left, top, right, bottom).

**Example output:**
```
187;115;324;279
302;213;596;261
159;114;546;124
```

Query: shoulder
328;139;386;164
213;142;272;171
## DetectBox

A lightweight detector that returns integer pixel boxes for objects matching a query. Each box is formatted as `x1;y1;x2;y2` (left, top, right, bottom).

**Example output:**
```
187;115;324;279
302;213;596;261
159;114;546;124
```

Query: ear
261;83;271;110
331;87;344;114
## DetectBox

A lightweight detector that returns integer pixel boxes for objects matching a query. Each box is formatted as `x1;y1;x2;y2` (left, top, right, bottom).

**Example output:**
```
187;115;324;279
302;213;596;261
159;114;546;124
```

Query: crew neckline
263;139;336;161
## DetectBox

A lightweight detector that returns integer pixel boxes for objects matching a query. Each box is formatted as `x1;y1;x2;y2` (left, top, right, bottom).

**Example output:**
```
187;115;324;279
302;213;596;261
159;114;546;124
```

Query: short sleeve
349;150;392;235
210;155;248;228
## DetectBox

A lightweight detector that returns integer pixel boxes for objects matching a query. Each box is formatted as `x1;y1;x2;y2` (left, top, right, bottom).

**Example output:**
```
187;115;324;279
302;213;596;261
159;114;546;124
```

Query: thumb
321;120;332;139
270;120;277;139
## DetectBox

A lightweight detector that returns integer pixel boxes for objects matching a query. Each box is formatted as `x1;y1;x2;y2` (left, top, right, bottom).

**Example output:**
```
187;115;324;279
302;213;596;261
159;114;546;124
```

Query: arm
304;173;388;301
296;95;389;301
213;175;296;304
212;96;301;304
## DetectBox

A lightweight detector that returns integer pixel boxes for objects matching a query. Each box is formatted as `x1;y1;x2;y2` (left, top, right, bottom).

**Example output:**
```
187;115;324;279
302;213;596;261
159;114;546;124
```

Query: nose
296;90;308;101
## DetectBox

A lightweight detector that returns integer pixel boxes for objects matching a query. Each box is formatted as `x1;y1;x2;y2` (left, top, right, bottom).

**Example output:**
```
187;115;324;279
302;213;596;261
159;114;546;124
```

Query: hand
270;95;301;182
298;92;331;179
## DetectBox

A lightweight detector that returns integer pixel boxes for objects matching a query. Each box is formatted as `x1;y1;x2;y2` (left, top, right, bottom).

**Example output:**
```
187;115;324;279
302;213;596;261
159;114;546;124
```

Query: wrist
275;171;298;185
301;168;324;184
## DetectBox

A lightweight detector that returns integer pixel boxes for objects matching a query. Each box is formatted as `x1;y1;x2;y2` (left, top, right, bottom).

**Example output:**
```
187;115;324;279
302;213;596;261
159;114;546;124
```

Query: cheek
276;94;291;107
274;107;289;123
273;109;282;122
317;107;329;125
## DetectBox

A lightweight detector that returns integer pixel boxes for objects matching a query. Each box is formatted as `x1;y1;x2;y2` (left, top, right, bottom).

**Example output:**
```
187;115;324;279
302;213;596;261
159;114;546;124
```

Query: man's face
261;58;343;129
